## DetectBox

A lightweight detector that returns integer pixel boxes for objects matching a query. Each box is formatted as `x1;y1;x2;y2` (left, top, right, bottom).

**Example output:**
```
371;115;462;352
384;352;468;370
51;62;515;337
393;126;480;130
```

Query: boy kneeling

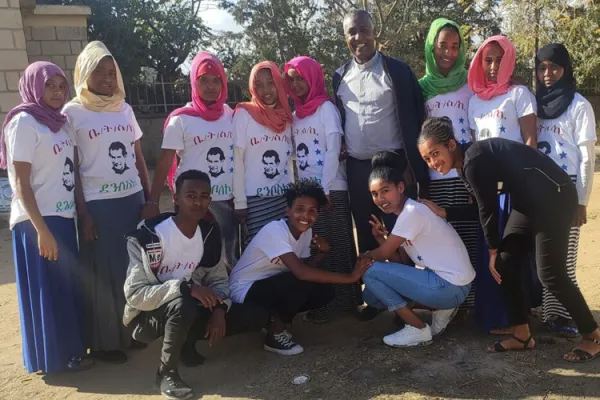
123;170;267;400
229;180;372;355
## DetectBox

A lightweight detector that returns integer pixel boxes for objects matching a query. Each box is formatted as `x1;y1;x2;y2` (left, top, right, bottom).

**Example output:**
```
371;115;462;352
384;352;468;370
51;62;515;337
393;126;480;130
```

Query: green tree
38;0;211;82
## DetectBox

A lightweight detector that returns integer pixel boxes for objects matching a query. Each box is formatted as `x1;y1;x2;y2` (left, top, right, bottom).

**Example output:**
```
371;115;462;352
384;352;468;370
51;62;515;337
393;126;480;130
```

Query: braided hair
417;116;457;147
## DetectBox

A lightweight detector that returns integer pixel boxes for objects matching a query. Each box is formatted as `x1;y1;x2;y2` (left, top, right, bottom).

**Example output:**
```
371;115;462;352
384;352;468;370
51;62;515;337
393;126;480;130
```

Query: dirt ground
1;163;600;400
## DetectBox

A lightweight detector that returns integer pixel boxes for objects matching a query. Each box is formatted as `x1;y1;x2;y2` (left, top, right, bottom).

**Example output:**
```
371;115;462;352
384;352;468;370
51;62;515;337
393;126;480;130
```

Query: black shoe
357;306;382;322
90;350;128;364
180;345;205;367
155;367;194;400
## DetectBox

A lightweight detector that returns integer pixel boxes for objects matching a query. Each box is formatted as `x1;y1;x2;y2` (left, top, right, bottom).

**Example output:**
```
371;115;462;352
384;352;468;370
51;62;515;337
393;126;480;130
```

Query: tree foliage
504;0;600;91
214;0;499;93
38;0;211;82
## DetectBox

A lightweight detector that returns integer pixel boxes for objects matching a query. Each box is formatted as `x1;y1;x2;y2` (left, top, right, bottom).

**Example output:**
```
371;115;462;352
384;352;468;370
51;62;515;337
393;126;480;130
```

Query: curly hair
285;179;327;207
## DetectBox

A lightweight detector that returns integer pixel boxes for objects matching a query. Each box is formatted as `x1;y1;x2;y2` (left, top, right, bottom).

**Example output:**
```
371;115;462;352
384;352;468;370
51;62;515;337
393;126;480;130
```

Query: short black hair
175;169;211;193
417;117;456;147
369;151;405;185
297;143;309;155
262;150;280;164
108;141;127;156
64;157;74;172
207;147;225;160
285;179;327;208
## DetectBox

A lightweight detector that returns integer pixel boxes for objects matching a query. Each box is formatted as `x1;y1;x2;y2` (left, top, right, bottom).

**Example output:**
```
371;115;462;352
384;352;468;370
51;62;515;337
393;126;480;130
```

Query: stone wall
0;0;31;123
22;4;90;93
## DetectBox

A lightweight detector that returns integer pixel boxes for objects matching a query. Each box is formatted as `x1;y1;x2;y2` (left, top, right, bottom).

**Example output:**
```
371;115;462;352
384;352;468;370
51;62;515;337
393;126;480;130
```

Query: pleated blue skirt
13;216;85;374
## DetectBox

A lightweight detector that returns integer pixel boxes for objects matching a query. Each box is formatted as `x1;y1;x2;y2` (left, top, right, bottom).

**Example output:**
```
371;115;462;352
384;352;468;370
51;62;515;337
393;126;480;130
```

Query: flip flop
564;338;600;363
488;335;534;353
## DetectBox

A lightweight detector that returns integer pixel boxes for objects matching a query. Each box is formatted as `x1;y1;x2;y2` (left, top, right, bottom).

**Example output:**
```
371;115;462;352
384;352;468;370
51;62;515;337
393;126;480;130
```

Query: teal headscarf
418;18;468;101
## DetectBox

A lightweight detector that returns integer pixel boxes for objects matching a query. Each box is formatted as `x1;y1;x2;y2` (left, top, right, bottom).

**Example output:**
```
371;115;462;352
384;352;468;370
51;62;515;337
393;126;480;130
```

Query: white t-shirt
391;199;475;286
154;217;204;282
63;103;143;202
162;106;234;201
293;101;347;192
468;85;536;144
233;108;293;198
229;219;312;302
537;93;597;176
4;112;76;229
425;84;473;180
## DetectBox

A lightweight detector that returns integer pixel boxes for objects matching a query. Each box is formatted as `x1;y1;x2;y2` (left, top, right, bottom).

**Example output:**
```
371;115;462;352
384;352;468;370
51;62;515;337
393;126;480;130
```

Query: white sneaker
383;324;433;348
431;308;458;336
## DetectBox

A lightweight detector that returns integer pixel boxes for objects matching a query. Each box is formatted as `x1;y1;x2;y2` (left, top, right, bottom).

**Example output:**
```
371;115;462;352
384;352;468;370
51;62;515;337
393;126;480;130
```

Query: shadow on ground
42;311;600;400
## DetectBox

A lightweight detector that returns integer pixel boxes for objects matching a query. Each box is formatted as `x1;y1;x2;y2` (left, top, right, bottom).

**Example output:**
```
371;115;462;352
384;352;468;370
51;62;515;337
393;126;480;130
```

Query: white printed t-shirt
391;199;475;286
154;217;204;282
4;112;76;228
233;108;293;207
425;84;473;180
229;219;312;302
63;103;143;202
293;101;347;192
537;93;597;204
162;105;234;201
468;85;536;143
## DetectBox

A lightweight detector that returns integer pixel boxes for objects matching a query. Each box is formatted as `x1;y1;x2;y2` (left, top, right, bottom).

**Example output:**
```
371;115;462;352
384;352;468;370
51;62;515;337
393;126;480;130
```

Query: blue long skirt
475;194;542;332
13;216;85;374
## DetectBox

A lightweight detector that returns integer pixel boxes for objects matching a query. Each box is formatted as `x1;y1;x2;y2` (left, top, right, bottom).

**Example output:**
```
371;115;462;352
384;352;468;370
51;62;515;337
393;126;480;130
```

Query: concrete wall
0;0;31;123
22;4;90;94
137;116;168;168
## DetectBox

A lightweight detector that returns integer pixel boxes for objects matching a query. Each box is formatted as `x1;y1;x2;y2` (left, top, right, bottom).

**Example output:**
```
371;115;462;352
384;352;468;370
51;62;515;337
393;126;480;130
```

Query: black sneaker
90;350;127;364
180;345;205;367
155;368;194;400
264;331;304;356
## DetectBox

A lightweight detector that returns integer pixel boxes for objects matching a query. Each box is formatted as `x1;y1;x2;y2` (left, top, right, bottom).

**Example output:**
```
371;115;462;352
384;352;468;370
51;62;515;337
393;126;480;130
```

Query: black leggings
497;207;598;335
244;272;334;324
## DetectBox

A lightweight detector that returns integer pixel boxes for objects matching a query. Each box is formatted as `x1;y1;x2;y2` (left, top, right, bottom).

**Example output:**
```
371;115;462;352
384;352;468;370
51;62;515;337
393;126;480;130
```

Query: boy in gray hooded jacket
123;170;267;400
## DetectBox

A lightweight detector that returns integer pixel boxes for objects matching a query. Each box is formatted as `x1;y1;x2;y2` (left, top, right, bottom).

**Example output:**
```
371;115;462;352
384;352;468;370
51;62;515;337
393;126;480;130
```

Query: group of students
1;8;600;400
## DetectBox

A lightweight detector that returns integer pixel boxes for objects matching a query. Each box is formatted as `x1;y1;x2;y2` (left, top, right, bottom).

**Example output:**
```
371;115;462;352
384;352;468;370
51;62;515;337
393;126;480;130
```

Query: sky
200;8;242;33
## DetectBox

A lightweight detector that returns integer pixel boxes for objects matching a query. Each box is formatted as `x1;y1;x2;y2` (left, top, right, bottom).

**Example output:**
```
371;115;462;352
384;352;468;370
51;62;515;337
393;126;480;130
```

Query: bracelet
145;200;159;206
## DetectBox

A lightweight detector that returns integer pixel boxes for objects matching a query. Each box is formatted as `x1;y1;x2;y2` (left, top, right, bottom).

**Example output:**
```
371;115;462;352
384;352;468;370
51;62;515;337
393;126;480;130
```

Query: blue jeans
363;262;471;312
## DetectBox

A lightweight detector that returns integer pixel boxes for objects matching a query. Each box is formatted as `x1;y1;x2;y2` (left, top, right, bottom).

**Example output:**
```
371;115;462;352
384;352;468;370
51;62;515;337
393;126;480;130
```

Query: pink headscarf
1;62;69;169
235;61;292;134
283;56;331;119
468;35;516;101
164;51;228;192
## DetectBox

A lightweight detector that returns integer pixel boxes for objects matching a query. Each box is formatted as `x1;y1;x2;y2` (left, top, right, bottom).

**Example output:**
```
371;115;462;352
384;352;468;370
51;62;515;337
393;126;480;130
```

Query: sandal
564;338;600;363
488;335;535;353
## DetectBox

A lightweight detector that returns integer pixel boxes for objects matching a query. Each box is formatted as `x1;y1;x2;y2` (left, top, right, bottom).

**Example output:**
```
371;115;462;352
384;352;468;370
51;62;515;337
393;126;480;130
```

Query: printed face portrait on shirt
262;150;280;179
296;143;310;171
108;141;129;175
62;157;75;192
206;146;226;178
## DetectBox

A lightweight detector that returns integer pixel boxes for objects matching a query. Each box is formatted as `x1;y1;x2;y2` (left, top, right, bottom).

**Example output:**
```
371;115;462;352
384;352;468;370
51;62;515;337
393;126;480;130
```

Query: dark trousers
132;295;268;369
347;150;414;253
244;272;335;324
497;205;598;335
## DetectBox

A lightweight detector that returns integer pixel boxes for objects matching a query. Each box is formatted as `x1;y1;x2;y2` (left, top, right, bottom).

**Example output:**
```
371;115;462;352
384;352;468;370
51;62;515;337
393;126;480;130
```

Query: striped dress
541;175;580;322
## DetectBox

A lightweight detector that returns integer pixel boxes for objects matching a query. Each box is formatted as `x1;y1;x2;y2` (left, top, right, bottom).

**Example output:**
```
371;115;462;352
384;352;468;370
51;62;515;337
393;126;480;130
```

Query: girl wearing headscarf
1;62;91;373
468;35;537;146
417;18;479;315
535;44;597;340
232;61;293;247
283;56;361;322
142;51;238;272
63;41;150;364
465;35;541;335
